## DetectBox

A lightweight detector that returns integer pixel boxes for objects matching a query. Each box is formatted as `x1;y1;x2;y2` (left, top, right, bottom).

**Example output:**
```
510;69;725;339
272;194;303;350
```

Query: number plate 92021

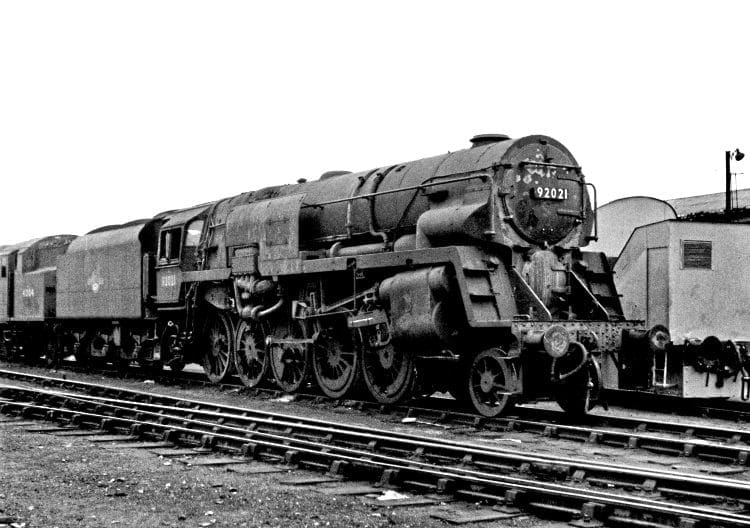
531;187;568;201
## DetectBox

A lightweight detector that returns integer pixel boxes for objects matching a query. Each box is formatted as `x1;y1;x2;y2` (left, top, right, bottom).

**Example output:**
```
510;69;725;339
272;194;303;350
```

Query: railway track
8;353;750;424
2;367;750;469
603;389;750;422
48;356;750;422
2;372;750;527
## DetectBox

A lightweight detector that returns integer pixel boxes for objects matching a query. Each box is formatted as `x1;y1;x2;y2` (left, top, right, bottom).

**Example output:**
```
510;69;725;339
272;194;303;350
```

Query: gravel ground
1;360;748;527
0;421;567;528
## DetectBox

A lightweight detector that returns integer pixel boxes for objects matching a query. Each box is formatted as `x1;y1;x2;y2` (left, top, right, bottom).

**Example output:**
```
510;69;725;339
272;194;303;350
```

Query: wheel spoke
467;348;516;417
311;322;360;399
362;343;413;404
234;321;269;388
270;336;308;393
202;313;234;383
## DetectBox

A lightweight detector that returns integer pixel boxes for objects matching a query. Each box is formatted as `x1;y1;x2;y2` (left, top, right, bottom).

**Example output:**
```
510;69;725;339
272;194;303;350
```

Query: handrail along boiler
0;134;666;416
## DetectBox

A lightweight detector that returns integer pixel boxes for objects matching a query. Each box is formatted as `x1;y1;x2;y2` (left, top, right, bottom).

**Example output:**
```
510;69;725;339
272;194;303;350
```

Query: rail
2;380;750;527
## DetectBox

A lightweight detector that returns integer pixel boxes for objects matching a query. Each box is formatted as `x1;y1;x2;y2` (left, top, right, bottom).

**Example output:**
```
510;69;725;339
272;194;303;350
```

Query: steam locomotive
0;133;667;416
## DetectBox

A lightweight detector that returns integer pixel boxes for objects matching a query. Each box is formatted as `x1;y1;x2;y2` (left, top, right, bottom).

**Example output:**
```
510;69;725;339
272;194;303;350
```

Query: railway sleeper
568;501;606;528
639;443;682;457
599;438;630;449
586;477;650;493
607;512;698;528
378;467;401;487
240;441;258;458
558;432;589;443
336;460;381;482
470;459;518;474
401;479;436;493
694;451;744;466
297;457;332;473
727;433;743;445
435;477;456;494
327;459;350;477
504;419;520;431
456;488;509;506
257;450;285;464
463;488;607;525
422;453;457;465
341;459;385;481
526;462;572;480
527;501;587;521
200;434;216;448
658;487;737;507
543;425;559;438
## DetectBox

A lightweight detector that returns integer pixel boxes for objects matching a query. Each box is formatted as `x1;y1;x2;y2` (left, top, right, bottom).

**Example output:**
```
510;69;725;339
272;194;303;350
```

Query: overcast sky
1;1;748;242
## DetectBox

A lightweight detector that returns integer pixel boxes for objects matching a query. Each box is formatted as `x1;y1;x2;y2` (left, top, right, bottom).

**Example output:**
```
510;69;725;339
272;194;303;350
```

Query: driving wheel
269;322;310;393
311;321;361;398
201;311;235;383
234;320;269;388
361;343;414;404
270;343;310;393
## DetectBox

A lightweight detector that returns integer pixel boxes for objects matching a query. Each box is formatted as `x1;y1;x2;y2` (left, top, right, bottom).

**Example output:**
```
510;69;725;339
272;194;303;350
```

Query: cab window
185;220;204;248
158;228;182;265
182;220;204;270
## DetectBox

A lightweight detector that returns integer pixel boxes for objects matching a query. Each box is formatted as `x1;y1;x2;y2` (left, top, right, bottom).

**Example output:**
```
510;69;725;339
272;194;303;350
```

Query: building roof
588;196;676;257
668;188;750;219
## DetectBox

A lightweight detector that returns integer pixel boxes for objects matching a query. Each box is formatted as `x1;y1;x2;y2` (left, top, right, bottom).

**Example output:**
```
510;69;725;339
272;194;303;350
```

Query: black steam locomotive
0;134;665;416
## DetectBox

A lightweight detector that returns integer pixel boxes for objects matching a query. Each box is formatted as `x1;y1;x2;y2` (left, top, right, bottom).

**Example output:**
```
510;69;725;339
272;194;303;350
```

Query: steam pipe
251;298;284;320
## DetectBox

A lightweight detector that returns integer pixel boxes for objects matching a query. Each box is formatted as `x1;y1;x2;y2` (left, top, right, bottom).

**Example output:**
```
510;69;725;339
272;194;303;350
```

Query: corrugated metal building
668;188;750;221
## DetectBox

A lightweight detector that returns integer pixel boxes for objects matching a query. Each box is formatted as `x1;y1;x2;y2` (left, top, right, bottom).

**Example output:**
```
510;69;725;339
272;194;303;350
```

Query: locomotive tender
0;134;666;416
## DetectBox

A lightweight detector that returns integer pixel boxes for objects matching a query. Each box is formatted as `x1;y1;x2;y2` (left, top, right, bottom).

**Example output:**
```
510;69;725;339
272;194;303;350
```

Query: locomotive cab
154;205;211;305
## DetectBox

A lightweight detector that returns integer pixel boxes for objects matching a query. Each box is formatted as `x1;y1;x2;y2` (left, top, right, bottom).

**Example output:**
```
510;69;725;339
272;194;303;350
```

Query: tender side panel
12;236;75;321
13;269;55;321
57;225;144;319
